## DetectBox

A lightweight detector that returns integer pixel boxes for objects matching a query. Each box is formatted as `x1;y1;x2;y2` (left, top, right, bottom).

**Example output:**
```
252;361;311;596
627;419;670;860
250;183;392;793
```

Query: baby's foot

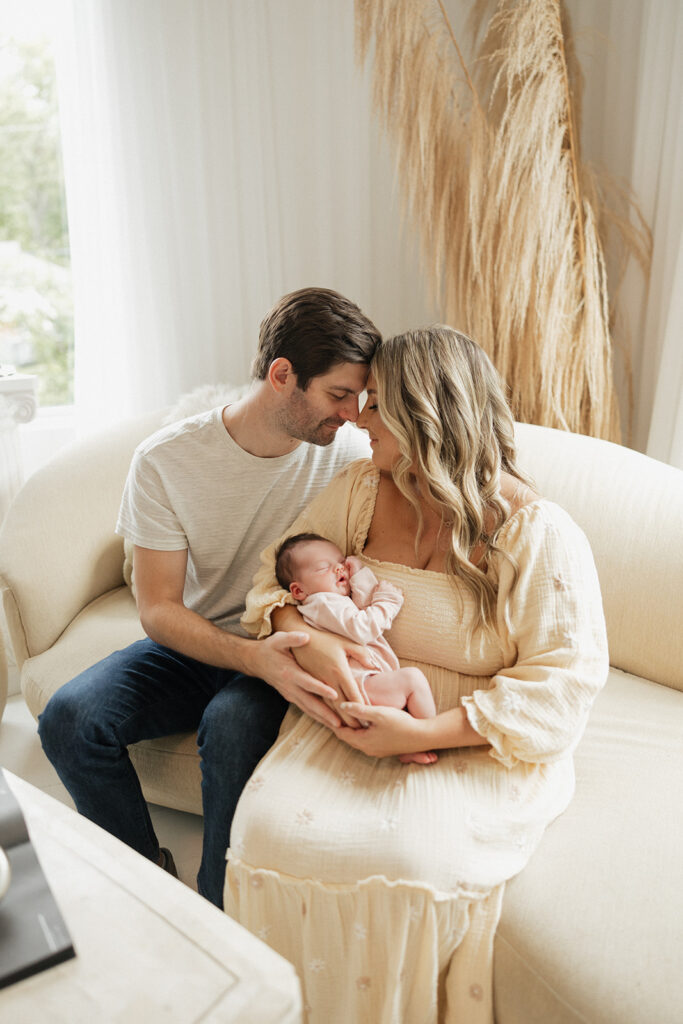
398;751;438;765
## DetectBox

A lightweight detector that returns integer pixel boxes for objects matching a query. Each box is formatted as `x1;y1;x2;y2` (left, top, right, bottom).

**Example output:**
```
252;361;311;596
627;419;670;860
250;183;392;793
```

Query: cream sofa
0;411;681;1024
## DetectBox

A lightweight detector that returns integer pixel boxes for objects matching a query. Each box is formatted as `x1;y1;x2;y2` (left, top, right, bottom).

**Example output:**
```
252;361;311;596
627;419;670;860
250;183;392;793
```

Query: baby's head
275;533;350;602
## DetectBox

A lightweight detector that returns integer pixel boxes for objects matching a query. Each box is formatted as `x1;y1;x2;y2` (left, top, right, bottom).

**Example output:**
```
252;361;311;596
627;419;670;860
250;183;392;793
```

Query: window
0;1;73;407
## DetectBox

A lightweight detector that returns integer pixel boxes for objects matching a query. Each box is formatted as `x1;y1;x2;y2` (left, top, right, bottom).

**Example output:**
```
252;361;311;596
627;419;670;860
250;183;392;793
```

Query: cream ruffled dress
225;460;608;1023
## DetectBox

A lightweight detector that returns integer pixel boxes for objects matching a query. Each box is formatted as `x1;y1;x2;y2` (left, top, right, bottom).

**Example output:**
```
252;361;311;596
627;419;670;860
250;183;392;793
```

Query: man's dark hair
275;532;329;591
252;287;381;390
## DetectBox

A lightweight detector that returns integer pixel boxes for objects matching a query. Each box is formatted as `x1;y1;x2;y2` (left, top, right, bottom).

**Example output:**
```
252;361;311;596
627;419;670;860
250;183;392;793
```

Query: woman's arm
336;504;608;762
460;505;609;768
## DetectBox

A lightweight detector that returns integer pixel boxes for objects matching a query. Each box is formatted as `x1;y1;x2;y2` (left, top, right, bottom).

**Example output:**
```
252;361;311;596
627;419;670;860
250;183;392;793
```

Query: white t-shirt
116;406;370;636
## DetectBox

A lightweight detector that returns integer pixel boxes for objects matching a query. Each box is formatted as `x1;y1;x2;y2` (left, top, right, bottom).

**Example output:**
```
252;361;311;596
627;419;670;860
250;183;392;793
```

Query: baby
275;532;437;764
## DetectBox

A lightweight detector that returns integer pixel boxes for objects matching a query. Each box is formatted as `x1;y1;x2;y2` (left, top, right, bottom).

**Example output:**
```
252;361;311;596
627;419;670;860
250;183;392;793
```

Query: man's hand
132;547;359;731
289;627;376;726
245;631;344;729
272;604;375;726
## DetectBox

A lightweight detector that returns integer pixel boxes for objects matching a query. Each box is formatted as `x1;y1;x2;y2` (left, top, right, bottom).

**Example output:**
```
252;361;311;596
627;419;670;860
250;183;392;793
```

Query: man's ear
268;358;296;394
289;581;306;602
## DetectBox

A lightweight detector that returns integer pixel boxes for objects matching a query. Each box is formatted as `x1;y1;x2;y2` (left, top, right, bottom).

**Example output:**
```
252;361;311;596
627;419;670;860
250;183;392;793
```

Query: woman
227;327;608;1023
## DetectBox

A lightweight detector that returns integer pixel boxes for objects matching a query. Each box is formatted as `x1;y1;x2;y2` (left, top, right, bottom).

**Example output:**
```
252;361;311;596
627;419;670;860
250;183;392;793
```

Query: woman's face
357;373;402;473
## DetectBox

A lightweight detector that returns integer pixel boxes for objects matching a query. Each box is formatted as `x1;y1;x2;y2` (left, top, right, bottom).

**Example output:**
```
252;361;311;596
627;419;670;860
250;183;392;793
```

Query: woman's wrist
423;706;489;750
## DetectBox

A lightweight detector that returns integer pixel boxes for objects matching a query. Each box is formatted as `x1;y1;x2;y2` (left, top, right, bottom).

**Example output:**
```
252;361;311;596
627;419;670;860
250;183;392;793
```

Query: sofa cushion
20;586;203;815
494;668;683;1024
21;586;146;719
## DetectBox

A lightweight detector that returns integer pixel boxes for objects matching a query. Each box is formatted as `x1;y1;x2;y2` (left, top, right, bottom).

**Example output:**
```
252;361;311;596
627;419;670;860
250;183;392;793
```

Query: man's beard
287;418;342;446
279;392;345;446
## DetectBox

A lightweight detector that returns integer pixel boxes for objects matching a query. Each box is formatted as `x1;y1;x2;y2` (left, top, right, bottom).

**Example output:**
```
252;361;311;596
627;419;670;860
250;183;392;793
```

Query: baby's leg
402;666;437;720
362;666;434;715
363;667;438;765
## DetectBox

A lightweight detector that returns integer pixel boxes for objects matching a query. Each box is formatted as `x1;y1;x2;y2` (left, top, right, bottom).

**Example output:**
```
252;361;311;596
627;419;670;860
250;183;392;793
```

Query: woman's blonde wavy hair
372;326;533;634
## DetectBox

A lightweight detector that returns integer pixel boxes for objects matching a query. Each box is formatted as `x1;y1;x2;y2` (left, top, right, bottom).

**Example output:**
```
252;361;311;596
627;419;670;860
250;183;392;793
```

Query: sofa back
514;423;683;693
0;410;165;665
2;412;681;694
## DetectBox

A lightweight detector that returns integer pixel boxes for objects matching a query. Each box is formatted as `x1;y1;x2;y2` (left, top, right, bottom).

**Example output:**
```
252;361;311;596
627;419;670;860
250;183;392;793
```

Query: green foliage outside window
0;33;74;406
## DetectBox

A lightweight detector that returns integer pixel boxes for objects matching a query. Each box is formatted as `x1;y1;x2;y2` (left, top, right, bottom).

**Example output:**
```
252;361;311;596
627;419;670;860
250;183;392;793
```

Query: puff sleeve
461;502;609;768
241;459;378;639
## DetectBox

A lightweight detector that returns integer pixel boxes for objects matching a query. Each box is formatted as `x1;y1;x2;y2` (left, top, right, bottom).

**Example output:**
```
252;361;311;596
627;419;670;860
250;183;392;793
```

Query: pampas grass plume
356;0;651;441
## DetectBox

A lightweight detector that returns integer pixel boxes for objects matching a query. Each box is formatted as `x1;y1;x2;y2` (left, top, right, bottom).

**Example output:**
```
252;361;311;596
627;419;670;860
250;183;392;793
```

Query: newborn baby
275;532;437;764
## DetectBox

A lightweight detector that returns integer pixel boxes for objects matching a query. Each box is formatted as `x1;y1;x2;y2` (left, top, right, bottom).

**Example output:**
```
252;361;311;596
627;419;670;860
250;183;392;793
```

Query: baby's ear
289;581;305;602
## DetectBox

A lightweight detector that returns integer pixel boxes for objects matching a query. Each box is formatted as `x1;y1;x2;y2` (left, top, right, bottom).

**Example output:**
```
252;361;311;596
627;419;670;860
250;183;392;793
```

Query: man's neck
222;388;302;458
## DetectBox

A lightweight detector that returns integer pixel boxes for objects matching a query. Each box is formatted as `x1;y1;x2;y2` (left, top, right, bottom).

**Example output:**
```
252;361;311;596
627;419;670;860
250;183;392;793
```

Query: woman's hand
335;703;489;758
334;703;434;758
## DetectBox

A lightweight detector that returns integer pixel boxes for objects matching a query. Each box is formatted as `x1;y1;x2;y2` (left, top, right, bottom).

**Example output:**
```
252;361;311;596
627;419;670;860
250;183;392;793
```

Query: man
38;287;380;908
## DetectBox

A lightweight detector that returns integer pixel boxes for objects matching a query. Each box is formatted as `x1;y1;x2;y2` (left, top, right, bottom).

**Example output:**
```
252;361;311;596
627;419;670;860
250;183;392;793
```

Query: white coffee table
0;771;302;1022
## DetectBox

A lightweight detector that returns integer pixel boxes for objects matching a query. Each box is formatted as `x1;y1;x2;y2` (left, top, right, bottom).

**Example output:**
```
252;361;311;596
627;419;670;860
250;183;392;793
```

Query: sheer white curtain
633;6;683;468
566;0;683;467
55;0;437;430
57;0;683;465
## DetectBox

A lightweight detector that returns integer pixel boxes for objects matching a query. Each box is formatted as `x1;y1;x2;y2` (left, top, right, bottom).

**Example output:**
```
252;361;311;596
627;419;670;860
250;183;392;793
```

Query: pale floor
0;689;205;893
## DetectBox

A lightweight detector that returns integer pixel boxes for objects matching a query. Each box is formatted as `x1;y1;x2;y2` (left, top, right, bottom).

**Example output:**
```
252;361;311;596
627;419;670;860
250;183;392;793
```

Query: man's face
280;362;369;446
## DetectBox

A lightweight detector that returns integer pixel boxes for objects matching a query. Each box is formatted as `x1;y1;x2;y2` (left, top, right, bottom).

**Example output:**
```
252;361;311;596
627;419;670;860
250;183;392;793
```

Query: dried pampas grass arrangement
356;0;650;441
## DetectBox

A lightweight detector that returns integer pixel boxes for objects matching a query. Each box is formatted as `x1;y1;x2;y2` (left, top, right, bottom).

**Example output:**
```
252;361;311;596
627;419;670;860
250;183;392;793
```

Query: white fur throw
161;381;251;425
123;381;251;593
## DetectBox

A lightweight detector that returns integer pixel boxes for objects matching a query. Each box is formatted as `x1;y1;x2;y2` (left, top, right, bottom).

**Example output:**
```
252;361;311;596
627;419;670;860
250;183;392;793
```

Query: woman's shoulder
311;457;376;503
331;457;379;494
297;458;379;554
500;472;542;516
497;492;589;559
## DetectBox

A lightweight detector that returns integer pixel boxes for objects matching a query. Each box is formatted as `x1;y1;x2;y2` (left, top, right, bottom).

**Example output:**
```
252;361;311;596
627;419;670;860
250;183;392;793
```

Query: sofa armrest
0;625;7;722
0;411;164;666
514;422;683;692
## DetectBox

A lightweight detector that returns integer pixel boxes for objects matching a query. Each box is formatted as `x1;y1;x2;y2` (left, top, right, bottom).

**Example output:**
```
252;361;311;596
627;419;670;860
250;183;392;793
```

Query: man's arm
134;546;343;728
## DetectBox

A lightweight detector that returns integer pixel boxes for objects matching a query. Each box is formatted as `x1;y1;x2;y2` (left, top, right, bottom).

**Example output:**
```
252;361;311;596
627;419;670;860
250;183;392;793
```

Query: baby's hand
345;555;364;577
374;580;403;602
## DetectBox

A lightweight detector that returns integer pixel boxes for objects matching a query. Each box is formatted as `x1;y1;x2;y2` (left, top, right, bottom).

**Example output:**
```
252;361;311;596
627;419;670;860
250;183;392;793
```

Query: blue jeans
38;638;287;909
